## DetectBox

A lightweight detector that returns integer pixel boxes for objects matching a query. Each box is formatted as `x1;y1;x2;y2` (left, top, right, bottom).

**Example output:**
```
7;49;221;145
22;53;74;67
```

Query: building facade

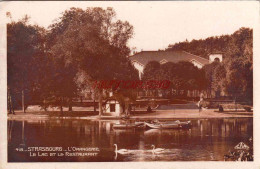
129;50;210;79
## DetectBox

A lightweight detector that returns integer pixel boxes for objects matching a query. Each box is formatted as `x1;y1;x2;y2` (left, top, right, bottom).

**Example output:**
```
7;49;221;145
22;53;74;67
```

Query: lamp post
22;90;25;113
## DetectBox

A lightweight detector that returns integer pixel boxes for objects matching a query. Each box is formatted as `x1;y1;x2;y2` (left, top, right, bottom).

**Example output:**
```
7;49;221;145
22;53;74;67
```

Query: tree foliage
48;7;138;114
142;61;207;98
167;27;252;61
8;8;138;114
48;7;134;78
7;16;46;109
144;27;252;103
176;27;253;102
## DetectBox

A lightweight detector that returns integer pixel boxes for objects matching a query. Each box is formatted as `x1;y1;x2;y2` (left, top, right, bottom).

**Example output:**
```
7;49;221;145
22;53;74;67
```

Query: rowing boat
145;120;192;129
113;122;145;129
145;122;181;129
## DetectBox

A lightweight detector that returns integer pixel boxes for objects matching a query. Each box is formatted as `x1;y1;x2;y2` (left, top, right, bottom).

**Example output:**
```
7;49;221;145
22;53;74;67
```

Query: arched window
214;57;220;62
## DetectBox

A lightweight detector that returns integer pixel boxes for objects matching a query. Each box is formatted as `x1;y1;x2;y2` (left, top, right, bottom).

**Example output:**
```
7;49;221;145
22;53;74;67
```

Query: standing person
198;92;204;112
200;92;204;101
198;100;202;112
147;105;152;113
126;104;131;117
7;87;15;114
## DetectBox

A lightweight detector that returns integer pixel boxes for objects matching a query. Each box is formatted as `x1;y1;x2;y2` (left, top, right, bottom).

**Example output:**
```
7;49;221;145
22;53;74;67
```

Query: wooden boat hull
163;120;192;128
172;120;192;128
179;121;192;128
113;122;145;129
145;122;180;129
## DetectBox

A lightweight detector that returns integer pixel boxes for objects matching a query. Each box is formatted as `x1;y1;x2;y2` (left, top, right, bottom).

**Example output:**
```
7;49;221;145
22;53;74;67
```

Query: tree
46;58;78;112
7;15;46;113
166;27;253;102
142;61;207;98
202;61;223;97
200;28;253;102
223;28;253;103
48;7;136;116
142;61;161;80
212;63;226;97
166;27;252;61
224;58;252;102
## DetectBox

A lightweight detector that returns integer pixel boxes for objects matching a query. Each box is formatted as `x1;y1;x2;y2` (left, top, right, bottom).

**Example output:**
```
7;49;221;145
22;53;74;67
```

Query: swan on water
114;144;131;154
151;145;165;154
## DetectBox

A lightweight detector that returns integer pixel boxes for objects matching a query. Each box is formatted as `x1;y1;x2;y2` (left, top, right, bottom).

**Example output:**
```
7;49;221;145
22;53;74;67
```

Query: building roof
129;50;209;66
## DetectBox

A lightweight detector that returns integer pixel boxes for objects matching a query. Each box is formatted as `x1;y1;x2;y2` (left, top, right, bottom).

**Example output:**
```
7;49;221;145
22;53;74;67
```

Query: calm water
8;118;253;162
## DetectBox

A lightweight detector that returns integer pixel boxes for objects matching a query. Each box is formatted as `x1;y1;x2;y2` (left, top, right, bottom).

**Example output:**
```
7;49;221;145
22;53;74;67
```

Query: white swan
114;144;131;154
151;145;165;154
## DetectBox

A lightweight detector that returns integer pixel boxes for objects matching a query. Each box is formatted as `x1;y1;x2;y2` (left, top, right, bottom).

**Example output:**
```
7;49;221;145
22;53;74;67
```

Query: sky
0;1;258;52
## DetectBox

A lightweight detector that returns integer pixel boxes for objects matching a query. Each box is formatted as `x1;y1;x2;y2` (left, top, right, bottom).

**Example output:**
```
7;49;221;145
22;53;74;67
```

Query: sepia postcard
0;1;260;169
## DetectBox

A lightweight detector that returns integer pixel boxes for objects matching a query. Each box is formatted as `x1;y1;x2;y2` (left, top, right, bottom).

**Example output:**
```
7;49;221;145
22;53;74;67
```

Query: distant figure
198;101;202;112
147;106;152;113
249;137;253;142
198;93;204;112
200;93;204;101
125;105;131;117
219;105;224;112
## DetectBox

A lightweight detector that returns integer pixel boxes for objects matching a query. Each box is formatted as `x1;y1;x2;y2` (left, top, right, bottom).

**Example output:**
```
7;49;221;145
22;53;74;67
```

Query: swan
114;144;131;154
151;145;164;154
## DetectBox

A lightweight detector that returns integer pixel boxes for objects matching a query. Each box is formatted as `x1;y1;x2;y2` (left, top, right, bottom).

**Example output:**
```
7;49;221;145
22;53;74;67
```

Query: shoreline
7;109;253;121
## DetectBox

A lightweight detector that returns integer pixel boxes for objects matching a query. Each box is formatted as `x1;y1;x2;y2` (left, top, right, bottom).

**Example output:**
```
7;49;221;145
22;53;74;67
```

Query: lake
8;118;253;162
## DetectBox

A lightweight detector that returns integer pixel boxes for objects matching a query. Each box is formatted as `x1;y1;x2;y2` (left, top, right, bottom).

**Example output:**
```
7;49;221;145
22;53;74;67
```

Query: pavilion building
128;50;223;98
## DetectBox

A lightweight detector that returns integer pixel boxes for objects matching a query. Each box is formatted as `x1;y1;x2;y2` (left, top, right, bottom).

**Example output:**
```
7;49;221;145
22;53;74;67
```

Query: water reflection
8;118;253;162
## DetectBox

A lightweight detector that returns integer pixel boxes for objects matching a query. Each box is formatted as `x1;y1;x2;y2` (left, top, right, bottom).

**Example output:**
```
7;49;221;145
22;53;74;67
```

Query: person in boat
147;106;152;113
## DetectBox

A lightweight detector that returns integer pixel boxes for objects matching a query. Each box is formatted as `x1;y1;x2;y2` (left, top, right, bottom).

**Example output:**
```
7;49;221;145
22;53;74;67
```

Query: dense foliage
7;16;46;110
167;27;252;61
7;7;138;114
167;28;253;103
143;61;207;98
